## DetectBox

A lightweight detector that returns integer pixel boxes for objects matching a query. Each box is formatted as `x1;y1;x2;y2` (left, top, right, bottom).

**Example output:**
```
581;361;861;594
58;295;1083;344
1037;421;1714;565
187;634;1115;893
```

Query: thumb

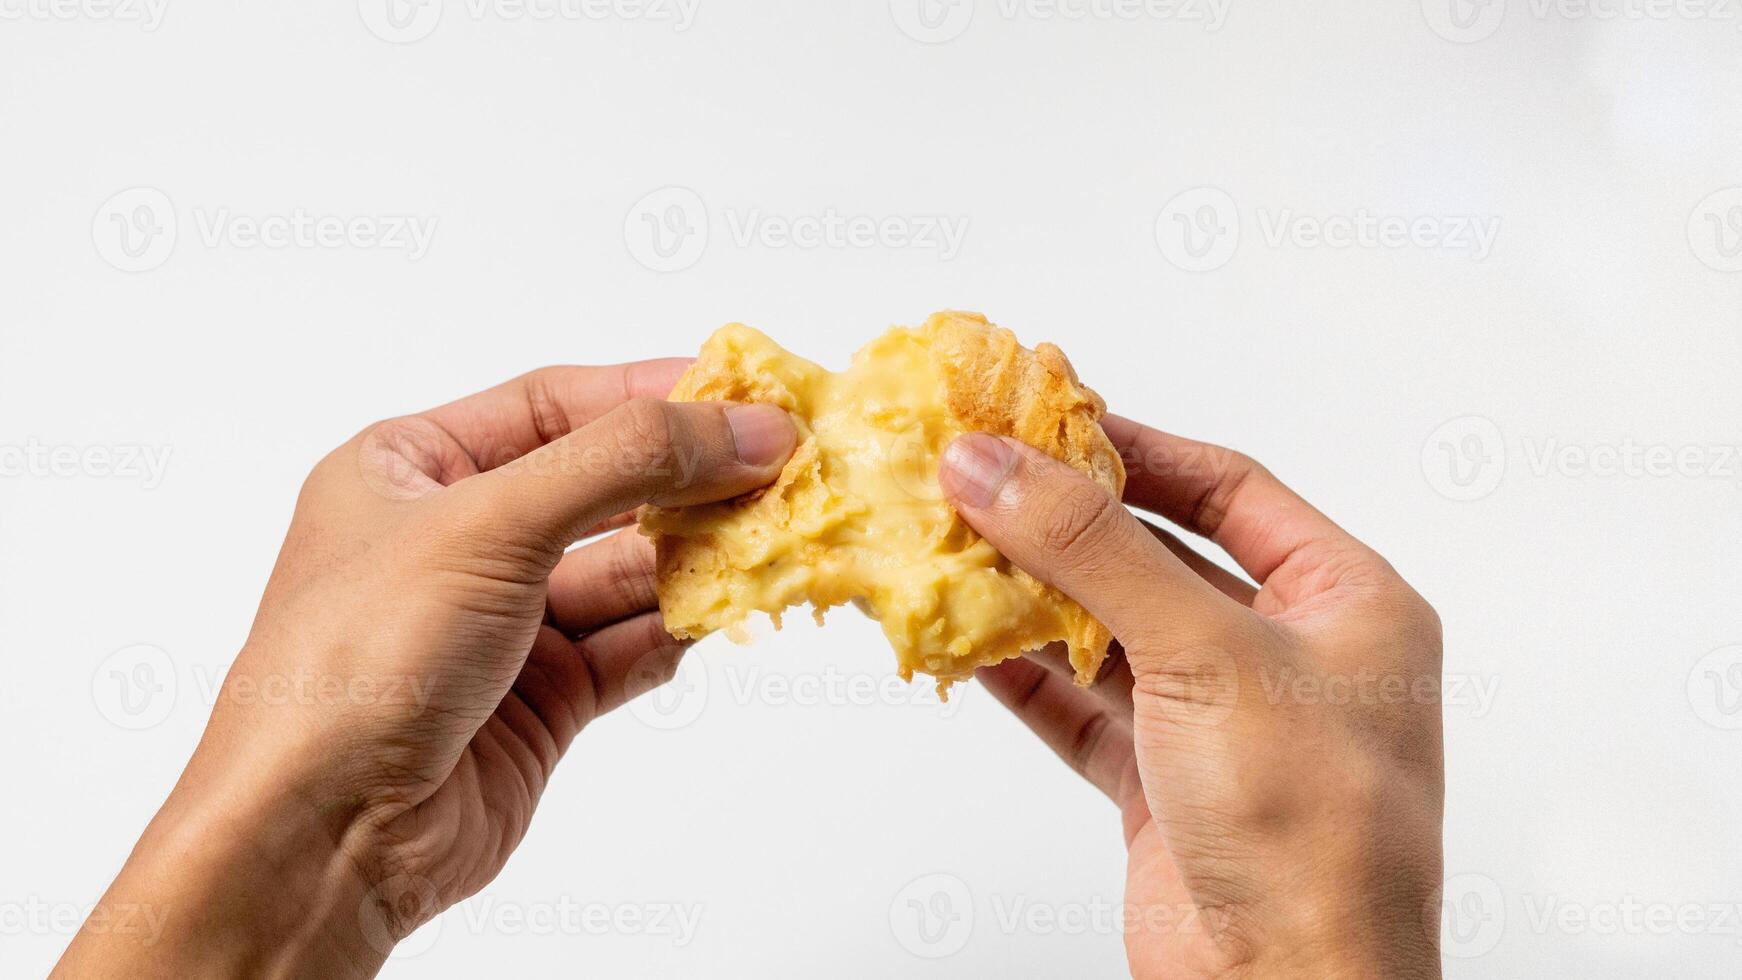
938;433;1236;651
445;398;795;556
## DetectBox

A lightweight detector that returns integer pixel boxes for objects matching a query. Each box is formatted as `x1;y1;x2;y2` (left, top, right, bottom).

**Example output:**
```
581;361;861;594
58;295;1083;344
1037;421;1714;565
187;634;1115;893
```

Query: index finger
1103;414;1372;587
419;359;693;472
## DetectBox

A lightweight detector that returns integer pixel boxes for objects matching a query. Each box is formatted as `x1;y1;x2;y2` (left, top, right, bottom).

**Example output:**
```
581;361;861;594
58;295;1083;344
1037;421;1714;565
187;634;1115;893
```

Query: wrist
1233;902;1443;980
1238;950;1441;980
56;748;394;979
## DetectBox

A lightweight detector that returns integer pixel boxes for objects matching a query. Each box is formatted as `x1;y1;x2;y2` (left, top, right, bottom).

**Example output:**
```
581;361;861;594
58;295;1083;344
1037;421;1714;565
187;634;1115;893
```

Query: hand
940;416;1444;979
54;363;796;979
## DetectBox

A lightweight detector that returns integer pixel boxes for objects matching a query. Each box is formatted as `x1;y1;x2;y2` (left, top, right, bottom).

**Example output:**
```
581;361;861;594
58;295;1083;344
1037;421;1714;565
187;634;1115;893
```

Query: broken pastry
638;311;1125;693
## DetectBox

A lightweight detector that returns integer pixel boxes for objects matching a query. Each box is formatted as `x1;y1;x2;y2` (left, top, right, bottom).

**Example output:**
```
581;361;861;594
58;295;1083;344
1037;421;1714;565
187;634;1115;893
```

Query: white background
4;1;1741;977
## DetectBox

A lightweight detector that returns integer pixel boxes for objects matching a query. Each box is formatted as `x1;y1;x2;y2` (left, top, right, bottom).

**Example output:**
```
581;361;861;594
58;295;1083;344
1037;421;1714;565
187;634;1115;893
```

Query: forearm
53;748;388;979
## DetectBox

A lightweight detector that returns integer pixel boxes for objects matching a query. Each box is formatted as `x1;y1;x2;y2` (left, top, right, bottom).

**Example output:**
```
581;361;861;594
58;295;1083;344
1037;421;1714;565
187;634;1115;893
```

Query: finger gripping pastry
638;311;1125;694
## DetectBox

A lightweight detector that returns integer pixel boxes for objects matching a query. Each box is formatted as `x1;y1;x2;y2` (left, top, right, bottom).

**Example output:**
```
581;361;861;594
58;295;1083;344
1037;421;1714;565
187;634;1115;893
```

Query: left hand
54;362;796;979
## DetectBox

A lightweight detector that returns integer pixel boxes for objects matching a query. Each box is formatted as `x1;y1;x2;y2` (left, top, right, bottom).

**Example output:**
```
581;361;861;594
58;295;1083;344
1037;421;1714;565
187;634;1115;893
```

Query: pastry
638;311;1125;693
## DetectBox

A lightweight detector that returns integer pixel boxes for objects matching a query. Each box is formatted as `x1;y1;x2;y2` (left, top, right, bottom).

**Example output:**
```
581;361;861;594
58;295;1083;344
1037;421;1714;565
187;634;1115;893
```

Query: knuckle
1409;590;1443;645
521;368;576;445
1064;710;1114;779
604;536;657;611
1035;482;1122;561
1189;450;1262;537
610;398;679;474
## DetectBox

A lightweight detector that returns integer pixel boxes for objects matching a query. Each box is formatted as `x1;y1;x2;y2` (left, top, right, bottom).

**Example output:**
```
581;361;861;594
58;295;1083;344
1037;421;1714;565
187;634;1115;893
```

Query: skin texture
54;371;1443;979
53;361;798;979
939;417;1445;980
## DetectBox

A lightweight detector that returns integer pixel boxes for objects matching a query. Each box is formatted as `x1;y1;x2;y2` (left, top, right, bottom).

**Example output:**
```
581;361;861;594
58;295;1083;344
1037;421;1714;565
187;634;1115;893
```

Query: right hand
939;416;1445;979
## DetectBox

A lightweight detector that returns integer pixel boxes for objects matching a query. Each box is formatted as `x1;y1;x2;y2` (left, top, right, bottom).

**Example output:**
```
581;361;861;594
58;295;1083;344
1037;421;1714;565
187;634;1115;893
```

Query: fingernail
726;404;795;467
941;433;1017;508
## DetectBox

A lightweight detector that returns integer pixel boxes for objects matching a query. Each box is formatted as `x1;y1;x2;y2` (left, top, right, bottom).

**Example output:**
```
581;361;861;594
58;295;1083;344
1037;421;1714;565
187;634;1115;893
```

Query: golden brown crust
923;311;1126;679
